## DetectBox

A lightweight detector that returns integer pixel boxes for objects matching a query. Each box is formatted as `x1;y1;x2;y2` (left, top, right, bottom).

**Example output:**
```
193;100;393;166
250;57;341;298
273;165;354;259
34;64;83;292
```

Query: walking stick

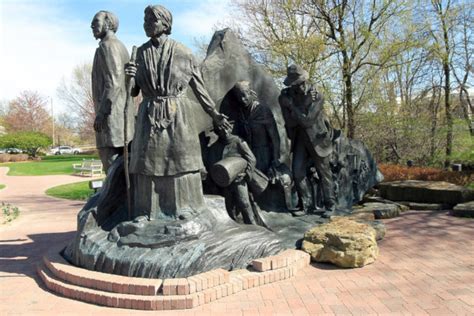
124;45;137;220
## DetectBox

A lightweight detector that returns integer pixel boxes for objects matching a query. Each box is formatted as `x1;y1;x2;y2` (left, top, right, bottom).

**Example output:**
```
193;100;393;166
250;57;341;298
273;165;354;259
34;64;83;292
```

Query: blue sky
0;0;232;113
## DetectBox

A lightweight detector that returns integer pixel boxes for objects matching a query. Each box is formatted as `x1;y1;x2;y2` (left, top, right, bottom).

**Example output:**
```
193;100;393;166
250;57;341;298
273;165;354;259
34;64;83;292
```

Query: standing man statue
232;81;281;176
279;65;336;217
91;10;134;173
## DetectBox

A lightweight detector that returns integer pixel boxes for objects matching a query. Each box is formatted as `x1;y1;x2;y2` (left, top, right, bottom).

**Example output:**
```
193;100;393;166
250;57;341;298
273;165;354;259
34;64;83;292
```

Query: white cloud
173;0;233;43
0;2;96;113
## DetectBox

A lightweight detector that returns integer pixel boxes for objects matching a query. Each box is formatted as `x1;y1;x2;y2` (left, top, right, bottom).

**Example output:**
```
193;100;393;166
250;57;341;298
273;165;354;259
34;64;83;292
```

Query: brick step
38;248;311;310
37;262;197;310
43;252;162;296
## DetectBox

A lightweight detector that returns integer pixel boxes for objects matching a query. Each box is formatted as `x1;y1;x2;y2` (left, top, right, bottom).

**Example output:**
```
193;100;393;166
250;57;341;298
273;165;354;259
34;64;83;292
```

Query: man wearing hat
279;65;335;217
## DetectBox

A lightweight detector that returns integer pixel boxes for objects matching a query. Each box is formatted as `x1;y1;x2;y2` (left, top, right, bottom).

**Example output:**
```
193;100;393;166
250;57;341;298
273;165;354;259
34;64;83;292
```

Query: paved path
0;168;473;315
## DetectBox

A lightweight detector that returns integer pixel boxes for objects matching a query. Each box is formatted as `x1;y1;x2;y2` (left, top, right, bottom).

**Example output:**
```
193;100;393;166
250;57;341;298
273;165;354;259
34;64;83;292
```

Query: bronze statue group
91;5;337;231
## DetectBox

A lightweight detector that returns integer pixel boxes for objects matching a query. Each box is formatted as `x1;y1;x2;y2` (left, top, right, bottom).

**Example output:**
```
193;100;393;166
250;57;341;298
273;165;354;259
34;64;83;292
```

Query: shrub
379;164;473;186
0;132;52;157
1;202;20;224
0;154;11;163
9;154;29;162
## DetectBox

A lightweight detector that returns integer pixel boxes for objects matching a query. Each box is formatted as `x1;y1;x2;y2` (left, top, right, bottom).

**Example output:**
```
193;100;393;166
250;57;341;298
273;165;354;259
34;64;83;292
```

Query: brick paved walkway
0;167;473;315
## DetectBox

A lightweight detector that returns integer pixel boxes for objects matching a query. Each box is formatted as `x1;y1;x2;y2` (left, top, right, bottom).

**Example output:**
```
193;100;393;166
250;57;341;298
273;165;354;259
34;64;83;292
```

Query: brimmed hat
284;64;309;86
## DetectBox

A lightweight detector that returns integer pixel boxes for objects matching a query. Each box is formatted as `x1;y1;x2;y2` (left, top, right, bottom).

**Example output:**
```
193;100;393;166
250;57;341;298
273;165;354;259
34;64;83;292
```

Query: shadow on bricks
0;231;75;280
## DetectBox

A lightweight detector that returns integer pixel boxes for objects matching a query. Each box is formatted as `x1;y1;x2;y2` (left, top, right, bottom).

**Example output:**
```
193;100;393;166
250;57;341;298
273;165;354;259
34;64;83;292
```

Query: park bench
72;159;103;177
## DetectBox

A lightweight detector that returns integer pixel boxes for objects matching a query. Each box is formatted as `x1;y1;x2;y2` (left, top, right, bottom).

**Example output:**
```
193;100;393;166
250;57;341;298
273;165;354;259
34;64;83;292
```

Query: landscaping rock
301;217;378;268
379;180;474;205
362;195;409;211
359;220;386;241
398;201;449;211
346;210;375;221
450;201;474;218
340;215;385;241
353;202;401;219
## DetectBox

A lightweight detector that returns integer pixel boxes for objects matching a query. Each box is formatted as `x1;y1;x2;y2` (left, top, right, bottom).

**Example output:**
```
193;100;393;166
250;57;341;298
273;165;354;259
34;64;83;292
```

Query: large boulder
450;201;474;218
363;220;386;241
379;180;474;205
301;217;378;268
334;214;386;241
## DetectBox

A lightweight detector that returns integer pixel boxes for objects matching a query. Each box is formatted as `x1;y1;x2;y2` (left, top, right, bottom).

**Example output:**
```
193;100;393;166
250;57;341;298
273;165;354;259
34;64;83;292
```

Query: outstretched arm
189;65;231;130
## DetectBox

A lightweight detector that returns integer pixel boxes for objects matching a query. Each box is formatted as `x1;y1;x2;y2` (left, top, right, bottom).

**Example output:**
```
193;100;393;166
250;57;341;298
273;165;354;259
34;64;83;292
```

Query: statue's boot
294;178;314;216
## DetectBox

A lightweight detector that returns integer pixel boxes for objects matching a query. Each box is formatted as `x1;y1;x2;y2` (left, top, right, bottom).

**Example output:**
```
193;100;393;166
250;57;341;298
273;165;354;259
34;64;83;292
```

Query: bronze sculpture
65;15;381;278
231;81;281;176
209;123;269;227
91;11;134;172
279;65;336;217
124;5;230;220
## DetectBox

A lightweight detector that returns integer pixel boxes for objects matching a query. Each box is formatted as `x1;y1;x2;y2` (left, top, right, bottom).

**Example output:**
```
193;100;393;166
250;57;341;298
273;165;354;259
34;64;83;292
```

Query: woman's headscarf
145;5;173;35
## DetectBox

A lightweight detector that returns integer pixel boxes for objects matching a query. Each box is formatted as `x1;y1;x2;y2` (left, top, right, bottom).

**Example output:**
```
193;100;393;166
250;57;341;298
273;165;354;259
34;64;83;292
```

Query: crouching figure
210;124;269;228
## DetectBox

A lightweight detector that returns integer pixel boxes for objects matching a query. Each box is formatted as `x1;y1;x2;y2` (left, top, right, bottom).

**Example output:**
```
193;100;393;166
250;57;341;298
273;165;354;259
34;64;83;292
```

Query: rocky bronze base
64;195;284;279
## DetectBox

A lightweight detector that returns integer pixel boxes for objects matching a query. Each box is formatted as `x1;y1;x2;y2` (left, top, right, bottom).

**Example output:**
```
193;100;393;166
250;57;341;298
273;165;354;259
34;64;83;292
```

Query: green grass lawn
46;180;99;200
0;184;5;190
0;155;99;176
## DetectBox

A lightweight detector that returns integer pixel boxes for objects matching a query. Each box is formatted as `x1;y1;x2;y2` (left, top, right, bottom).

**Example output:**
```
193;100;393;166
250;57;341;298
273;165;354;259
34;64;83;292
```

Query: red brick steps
38;248;311;310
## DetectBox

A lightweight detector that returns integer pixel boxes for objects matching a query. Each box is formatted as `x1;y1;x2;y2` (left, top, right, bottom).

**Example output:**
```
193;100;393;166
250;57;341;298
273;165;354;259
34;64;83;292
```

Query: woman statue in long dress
125;5;229;221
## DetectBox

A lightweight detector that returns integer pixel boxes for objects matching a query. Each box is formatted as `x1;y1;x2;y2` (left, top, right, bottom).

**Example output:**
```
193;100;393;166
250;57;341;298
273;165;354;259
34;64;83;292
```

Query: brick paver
0;166;473;315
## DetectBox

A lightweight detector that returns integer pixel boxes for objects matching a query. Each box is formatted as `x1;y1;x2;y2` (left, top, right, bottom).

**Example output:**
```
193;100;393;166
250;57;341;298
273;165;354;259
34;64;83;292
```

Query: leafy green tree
0;132;52;157
231;0;412;138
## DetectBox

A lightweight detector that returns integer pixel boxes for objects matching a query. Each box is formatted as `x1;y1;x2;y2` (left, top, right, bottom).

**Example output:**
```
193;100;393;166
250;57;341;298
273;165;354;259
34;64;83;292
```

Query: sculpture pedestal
65;195;283;278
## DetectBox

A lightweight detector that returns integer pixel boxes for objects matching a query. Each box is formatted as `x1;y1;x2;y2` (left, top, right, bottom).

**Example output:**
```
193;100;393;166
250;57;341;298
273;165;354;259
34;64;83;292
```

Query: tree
0;131;52;157
54;112;81;146
302;0;411;138
57;63;96;144
3;91;53;135
429;0;455;168
231;0;411;138
451;1;474;136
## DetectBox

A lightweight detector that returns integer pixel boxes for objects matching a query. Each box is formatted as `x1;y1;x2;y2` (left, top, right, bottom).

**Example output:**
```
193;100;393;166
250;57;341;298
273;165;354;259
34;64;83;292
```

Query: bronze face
143;11;166;38
91;12;107;40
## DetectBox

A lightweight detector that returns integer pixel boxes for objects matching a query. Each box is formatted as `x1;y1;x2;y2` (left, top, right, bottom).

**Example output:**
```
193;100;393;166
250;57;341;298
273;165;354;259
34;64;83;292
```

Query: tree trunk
342;52;355;138
442;21;452;168
459;87;474;136
429;88;439;161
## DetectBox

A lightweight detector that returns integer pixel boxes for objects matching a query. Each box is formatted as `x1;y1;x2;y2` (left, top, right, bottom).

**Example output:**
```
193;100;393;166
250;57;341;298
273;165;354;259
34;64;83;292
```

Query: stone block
379;180;474;205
